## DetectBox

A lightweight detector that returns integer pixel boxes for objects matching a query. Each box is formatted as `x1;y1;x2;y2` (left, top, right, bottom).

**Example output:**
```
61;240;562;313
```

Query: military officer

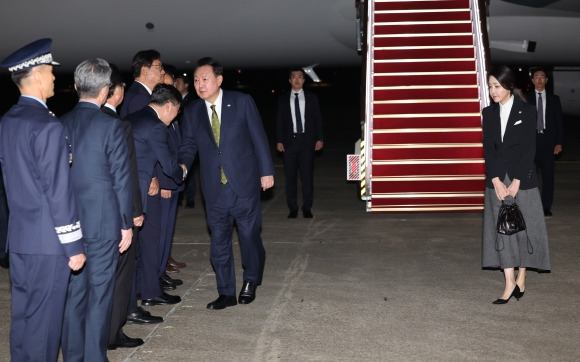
0;38;86;362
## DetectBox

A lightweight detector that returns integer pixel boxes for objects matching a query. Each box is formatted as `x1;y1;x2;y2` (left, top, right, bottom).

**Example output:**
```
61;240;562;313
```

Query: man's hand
133;215;144;227
554;144;563;155
161;189;172;199
118;228;133;253
69;253;86;271
148;177;159;196
315;140;324;151
180;164;188;180
261;175;274;191
276;143;285;152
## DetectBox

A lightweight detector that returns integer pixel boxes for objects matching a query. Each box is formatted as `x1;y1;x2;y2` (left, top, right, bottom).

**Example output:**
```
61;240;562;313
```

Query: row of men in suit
119;51;276;312
0;39;140;361
104;50;189;351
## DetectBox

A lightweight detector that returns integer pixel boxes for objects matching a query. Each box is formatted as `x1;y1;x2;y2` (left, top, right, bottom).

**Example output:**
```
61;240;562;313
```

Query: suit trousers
10;253;69;362
109;227;138;344
535;133;555;210
283;134;315;212
158;191;179;277
137;194;163;300
206;183;266;296
184;170;196;203
62;238;118;362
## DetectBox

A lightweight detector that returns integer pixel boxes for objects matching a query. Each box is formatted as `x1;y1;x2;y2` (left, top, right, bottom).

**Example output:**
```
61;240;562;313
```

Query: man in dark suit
180;57;275;310
120;49;167;324
525;68;564;216
120;49;165;118
102;75;149;350
126;83;186;307
276;68;324;218
60;58;134;361
0;38;86;362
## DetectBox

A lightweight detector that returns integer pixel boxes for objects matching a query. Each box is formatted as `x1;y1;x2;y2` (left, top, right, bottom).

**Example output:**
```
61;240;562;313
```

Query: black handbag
496;199;526;235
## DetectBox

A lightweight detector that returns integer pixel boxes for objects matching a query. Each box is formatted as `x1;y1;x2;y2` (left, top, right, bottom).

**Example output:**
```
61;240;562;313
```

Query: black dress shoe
544;209;552;217
159;277;176;291
287;210;298;218
161;273;183;286
206;295;237;310
238;281;257;304
126;307;163;324
142;292;181;306
107;333;144;350
159;275;182;290
0;257;8;269
303;210;313;218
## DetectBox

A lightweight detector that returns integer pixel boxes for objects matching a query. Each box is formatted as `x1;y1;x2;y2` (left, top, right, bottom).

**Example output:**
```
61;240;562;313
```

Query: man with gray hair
60;58;134;361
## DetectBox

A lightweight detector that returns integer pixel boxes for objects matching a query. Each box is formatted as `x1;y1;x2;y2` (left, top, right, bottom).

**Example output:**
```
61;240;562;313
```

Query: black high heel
492;285;521;304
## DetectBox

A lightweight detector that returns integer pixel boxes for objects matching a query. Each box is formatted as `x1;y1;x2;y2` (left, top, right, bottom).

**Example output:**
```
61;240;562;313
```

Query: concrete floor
1;121;579;361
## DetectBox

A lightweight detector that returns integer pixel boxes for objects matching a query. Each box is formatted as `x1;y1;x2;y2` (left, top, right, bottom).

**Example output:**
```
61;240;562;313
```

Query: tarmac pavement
0;117;579;361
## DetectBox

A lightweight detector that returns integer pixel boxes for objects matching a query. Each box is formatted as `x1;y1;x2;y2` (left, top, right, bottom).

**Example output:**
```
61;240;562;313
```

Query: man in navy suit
0;38;85;362
101;74;148;350
120;49;165;117
60;58;134;361
127;83;186;306
180;57;275;310
120;49;167;324
276;68;324;218
525;68;564;216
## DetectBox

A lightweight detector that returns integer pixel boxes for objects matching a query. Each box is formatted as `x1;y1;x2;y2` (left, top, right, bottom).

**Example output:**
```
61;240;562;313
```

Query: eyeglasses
150;63;164;71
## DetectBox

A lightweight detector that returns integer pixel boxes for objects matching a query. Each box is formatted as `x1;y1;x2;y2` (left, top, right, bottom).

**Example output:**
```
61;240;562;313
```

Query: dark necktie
211;105;227;184
294;93;303;133
537;92;544;132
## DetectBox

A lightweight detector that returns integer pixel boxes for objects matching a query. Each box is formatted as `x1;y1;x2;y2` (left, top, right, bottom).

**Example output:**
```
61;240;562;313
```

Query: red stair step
371;179;484;193
372;162;485;176
374;34;474;48
373;101;480;115
372;115;483;129
373;131;482;144
375;11;470;23
373;87;479;101
374;60;475;73
374;23;473;35
372;146;483;160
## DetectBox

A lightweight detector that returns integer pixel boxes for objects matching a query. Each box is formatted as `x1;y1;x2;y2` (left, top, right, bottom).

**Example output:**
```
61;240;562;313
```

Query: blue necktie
294;93;303;133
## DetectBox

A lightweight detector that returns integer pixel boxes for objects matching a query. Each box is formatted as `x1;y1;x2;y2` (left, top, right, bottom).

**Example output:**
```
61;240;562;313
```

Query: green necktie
211;105;227;184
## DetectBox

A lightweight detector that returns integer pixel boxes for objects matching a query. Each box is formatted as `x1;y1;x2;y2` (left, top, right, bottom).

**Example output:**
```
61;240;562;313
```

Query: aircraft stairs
359;0;490;212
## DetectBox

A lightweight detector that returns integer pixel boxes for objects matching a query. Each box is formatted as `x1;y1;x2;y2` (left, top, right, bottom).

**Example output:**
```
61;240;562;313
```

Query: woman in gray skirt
482;66;550;304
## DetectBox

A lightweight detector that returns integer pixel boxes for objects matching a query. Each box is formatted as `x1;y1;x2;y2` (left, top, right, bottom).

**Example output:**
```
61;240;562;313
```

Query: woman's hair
487;66;527;102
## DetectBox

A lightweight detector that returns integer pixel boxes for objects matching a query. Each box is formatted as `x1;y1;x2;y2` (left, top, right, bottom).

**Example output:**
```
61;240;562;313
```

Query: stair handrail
471;0;491;113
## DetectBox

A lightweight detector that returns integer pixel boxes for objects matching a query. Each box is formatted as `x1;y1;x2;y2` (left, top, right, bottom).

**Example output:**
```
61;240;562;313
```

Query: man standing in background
525;67;564;217
276;67;324;219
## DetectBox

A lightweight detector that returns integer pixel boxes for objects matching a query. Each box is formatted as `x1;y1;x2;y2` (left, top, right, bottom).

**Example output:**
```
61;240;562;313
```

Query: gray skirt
482;177;551;271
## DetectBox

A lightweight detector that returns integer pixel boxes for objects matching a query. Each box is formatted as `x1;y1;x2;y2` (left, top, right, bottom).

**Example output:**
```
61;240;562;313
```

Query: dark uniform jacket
0;96;83;256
